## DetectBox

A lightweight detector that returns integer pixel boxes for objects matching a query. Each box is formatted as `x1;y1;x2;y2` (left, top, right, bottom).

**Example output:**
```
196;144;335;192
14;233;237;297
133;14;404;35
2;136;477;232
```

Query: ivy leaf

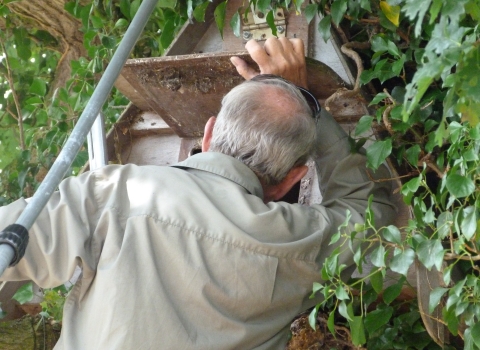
130;0;141;19
29;78;47;96
304;3;318;24
214;1;227;39
266;10;277;37
417;239;445;270
471;322;480;348
335;285;349;300
370;268;384;294
383;276;406;304
158;0;176;9
308;306;318;330
331;0;347;26
114;18;129;29
349;316;366;346
390;248;415;276
405;144;421;167
446;173;475;198
382;225;402;245
379;1;400;27
119;0;131;20
230;11;241;38
193;1;210;22
338;300;352;321
318;15;331;42
371;245;386;268
429;287;448;313
461;206;477;240
366;138;392;170
12;282;34;305
355;115;374;136
160;18;176;49
364;306;393;334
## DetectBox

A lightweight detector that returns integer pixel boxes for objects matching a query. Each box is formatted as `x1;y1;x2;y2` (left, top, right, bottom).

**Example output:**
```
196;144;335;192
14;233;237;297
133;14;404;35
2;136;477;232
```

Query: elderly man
0;38;395;349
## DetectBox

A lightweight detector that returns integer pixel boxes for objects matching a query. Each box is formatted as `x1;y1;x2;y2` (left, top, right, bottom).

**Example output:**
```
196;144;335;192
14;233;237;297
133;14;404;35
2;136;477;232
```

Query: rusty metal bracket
242;7;286;41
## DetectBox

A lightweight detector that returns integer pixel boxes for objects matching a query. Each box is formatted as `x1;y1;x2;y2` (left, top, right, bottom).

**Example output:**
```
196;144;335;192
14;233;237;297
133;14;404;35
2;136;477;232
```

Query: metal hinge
242;7;286;41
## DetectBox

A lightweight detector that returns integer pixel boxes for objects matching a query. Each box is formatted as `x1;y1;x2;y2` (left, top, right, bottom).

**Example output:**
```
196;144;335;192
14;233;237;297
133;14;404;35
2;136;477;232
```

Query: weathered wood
117;52;349;138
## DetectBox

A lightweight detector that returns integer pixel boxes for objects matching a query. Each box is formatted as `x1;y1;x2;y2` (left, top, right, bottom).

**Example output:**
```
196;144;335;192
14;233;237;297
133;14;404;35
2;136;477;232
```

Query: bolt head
243;31;252;40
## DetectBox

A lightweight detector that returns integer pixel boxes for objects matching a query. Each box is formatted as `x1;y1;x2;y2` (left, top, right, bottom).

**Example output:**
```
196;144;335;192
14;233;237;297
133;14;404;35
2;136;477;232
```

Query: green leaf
366;138;392;170
29;78;47;96
471;322;480;348
318;15;332;42
417;239;445;270
120;0;131;19
429;287;448;313
383;276;406;304
304;3;318;24
327;310;335;334
308;307;318;330
390;248;415;276
382;225;402;245
130;0;141;19
266;10;277;37
90;15;103;29
437;211;453;239
405;144;421;167
355;115;374;136
158;0;176;9
364;306;393;334
101;36;116;49
331;0;347;26
193;1;210;22
371;244;386;267
214;1;227;39
349;316;366;345
446;173;475;198
338;300;352;321
335;285;349;300
160;18;176;49
230;11;241;38
114;18;129;29
461;206;477;240
401;176;421;195
12;282;34;305
370;268;384;294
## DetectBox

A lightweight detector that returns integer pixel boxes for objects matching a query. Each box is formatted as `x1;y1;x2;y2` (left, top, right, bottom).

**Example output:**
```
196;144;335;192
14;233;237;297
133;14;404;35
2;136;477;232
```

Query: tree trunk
1;0;87;96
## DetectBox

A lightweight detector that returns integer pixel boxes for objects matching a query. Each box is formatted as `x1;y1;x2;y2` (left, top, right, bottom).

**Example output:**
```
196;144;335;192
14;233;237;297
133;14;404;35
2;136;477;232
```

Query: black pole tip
0;224;29;266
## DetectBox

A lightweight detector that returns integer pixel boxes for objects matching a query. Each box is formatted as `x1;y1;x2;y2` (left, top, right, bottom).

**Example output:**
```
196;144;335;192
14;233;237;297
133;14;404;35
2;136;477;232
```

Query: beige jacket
0;111;396;349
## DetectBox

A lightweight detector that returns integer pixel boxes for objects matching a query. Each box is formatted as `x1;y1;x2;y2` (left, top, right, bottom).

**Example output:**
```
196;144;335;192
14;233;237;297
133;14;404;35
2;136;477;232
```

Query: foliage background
1;0;479;349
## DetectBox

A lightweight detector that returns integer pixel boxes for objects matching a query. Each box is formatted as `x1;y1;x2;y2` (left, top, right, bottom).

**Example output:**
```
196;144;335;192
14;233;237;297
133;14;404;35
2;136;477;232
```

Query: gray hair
209;78;316;185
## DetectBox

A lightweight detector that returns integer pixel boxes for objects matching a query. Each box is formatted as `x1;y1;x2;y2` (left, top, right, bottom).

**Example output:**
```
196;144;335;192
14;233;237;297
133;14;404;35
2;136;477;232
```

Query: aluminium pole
0;0;159;276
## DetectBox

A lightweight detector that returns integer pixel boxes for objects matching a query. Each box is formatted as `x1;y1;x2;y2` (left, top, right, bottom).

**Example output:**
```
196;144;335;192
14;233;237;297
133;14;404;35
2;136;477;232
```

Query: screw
277;26;285;34
243;31;252;40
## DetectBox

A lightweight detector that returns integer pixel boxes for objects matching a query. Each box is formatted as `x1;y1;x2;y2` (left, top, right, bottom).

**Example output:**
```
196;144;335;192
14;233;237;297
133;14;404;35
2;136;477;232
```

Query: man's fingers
289;38;305;56
230;56;258;80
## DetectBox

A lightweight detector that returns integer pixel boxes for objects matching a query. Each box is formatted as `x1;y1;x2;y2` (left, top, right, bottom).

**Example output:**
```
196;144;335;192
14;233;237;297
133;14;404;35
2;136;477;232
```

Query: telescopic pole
0;0;159;277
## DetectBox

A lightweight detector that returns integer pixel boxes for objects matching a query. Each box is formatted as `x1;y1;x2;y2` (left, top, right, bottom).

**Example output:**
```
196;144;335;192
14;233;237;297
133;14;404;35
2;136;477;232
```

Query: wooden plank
117;52;348;138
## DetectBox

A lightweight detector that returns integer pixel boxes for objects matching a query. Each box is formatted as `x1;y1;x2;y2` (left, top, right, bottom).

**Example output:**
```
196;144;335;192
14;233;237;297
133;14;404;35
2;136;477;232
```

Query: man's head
202;77;317;201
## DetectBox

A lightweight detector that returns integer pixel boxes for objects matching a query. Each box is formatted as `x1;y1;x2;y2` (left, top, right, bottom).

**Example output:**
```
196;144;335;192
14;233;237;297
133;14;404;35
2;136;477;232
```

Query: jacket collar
172;152;264;199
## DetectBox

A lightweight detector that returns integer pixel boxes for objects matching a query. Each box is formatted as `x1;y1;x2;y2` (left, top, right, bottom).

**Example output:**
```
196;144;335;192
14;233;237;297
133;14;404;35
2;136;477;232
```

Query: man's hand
231;37;308;89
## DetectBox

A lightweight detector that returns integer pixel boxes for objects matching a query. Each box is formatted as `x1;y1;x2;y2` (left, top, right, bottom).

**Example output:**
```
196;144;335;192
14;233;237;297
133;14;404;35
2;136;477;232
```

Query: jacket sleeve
310;109;397;264
0;170;104;288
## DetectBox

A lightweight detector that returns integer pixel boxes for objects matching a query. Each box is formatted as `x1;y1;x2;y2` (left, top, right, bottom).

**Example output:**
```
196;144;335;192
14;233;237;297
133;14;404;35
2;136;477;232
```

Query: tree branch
0;39;26;150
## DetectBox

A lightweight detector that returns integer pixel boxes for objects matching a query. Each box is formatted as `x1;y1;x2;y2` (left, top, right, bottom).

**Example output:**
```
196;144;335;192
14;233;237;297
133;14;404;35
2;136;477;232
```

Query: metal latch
242;7;286;41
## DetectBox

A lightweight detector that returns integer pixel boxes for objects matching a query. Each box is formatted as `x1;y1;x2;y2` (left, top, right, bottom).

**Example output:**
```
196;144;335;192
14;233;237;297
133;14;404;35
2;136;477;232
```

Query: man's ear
265;165;308;202
202;117;216;152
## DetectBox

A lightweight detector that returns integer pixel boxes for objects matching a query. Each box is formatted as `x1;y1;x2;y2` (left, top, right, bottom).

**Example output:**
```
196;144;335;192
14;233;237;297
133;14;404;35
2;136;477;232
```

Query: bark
0;0;88;97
